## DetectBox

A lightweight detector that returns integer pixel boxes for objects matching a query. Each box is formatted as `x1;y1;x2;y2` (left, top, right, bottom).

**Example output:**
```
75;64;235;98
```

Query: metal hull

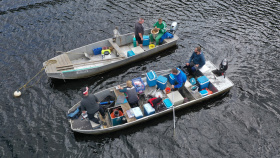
44;29;179;79
68;61;234;135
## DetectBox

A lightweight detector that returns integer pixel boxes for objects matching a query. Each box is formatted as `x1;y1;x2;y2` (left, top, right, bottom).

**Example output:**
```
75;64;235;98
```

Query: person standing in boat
170;67;188;98
118;81;139;108
80;87;105;124
135;17;145;48
149;18;166;46
185;46;206;75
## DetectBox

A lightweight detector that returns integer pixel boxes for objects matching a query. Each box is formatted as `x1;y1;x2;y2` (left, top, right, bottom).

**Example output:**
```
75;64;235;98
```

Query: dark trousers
88;106;105;124
130;101;139;108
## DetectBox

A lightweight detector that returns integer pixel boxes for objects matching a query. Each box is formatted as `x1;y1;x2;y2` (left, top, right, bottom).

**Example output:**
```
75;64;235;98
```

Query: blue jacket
188;52;205;68
174;68;187;89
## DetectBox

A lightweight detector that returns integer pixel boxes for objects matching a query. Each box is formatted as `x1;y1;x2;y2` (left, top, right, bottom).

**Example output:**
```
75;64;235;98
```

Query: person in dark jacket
80;87;105;124
171;68;188;98
135;17;145;48
118;81;139;108
185;46;205;74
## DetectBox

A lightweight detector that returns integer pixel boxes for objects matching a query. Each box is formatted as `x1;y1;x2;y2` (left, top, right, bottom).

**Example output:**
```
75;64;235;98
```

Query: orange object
205;88;213;95
165;87;171;94
110;109;123;119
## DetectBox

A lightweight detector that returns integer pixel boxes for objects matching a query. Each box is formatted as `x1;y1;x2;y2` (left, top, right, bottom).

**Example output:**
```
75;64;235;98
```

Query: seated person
170;68;188;98
110;109;123;119
80;87;105;124
149;18;166;45
185;46;205;75
118;81;139;108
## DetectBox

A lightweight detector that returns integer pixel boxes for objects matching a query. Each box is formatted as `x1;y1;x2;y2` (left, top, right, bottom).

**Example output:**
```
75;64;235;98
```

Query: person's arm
119;87;127;93
138;33;143;39
200;54;206;68
188;52;194;63
174;77;183;89
80;103;86;113
161;21;166;33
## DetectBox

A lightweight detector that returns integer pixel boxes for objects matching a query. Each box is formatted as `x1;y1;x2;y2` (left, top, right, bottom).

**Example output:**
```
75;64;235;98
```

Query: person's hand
195;64;199;67
82;111;86;114
171;85;174;89
186;63;190;66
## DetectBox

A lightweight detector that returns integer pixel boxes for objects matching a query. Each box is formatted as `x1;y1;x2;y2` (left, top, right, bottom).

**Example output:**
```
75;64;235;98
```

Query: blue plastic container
143;35;150;46
168;74;175;85
163;98;173;109
146;70;157;87
156;76;167;90
143;103;155;116
93;47;102;55
197;76;210;90
133;37;137;47
132;107;143;119
127;50;135;57
200;90;208;97
132;77;145;93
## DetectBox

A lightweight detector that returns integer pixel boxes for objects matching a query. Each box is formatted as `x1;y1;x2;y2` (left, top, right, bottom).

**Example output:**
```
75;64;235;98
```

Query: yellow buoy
149;44;155;49
14;91;22;97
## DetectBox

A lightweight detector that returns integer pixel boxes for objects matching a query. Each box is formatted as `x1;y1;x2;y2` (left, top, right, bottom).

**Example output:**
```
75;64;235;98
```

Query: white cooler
167;91;184;106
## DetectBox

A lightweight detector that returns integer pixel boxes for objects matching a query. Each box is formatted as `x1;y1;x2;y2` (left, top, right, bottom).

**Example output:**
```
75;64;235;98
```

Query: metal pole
172;91;176;136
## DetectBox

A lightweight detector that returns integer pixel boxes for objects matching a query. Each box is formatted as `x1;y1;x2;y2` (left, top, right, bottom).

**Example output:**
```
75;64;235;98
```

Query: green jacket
153;21;166;34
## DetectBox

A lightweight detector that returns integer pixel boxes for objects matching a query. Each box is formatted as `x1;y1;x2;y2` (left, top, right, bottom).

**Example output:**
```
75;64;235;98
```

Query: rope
17;60;57;90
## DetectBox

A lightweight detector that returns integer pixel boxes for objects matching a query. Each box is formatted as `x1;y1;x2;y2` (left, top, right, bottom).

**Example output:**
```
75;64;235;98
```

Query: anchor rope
17;60;57;90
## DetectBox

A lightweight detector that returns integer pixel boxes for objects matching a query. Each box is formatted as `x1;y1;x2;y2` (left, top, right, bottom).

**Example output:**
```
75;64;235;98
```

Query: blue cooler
146;70;157;87
143;35;150;46
197;76;209;90
132;107;143;119
93;47;102;55
163;98;173;109
156;76;167;90
168;74;175;85
143;103;155;116
127;50;135;57
200;90;208;97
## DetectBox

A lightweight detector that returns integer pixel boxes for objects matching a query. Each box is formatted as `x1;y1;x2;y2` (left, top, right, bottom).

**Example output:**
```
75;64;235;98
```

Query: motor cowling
169;22;178;34
219;59;228;72
219;59;228;78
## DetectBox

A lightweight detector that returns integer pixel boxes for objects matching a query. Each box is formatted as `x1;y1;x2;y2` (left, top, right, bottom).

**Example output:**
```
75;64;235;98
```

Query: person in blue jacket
185;46;205;74
170;68;188;98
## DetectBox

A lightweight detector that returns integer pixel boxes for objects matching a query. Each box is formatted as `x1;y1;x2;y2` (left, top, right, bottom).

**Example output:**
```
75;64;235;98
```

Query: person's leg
88;113;100;124
155;32;164;45
149;34;154;43
178;85;188;98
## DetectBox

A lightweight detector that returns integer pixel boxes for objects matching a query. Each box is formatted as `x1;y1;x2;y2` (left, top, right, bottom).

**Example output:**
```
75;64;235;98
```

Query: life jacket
148;97;162;107
110;110;123;119
203;88;213;95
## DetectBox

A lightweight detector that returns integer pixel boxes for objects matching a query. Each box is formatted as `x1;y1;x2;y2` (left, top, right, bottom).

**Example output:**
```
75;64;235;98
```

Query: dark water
1;0;280;157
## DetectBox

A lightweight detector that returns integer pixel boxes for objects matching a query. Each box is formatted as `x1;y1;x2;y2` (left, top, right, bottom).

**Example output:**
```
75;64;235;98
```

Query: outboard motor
113;26;120;42
169;22;178;35
212;59;228;78
219;59;228;78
